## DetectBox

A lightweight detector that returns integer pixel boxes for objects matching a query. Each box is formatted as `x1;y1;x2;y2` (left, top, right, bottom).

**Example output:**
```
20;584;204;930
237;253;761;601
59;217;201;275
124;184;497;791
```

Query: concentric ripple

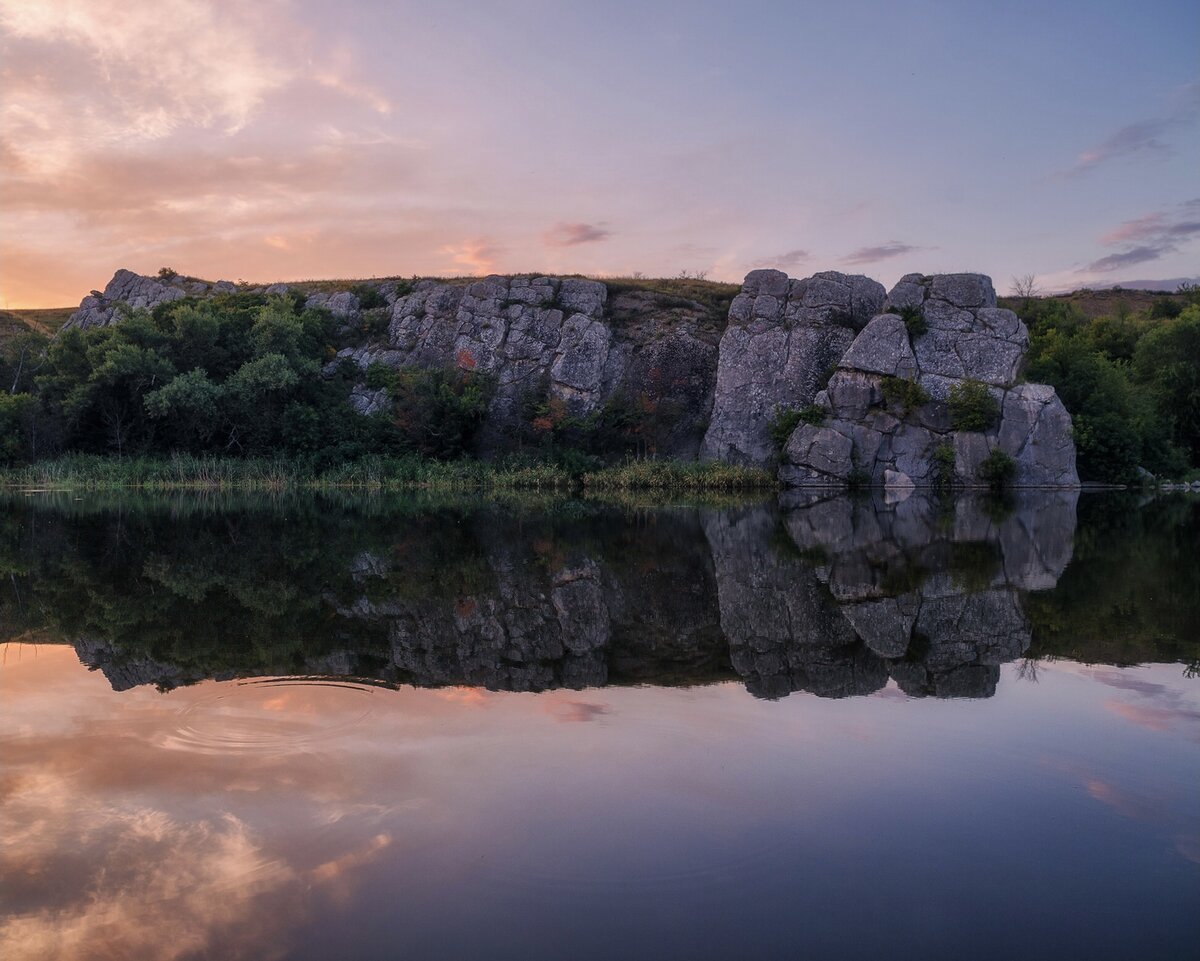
158;677;377;756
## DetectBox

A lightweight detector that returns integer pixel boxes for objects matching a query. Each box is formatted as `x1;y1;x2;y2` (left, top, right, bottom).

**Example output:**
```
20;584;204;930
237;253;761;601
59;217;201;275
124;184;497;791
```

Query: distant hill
999;285;1190;321
0;307;74;339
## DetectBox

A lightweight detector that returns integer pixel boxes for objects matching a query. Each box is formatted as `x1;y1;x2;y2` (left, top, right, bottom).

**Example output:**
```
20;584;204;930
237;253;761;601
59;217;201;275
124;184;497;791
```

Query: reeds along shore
0;454;776;492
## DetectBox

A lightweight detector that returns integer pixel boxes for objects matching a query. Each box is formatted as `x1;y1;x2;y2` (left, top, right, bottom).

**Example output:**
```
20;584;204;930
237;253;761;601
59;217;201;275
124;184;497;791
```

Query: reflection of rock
65;493;1076;702
702;505;883;699
778;492;1076;698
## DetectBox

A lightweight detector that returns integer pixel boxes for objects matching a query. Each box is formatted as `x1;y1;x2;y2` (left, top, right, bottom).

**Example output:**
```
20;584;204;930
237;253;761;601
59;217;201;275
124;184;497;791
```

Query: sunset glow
2;0;1197;307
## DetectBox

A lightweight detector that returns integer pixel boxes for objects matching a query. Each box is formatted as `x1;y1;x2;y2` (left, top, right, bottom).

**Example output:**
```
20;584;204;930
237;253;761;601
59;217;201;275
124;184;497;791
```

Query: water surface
1;491;1197;960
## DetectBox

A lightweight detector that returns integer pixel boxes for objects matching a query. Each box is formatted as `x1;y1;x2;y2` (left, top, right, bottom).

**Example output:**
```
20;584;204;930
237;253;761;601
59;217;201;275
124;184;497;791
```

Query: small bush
157;266;178;281
932;441;956;490
847;466;871;488
353;284;387;310
887;304;927;336
948;379;999;431
769;408;802;452
979;449;1016;489
881;376;930;416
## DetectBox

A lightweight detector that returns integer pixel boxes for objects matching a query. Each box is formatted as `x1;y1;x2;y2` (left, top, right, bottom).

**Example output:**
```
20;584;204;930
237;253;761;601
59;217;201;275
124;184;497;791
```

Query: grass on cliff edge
0;454;775;493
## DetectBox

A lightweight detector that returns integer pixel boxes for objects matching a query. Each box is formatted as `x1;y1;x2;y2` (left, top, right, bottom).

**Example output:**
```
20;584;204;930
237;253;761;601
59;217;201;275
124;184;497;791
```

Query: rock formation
700;269;885;466
332;275;719;456
62;266;1079;483
64;269;239;329
779;273;1078;488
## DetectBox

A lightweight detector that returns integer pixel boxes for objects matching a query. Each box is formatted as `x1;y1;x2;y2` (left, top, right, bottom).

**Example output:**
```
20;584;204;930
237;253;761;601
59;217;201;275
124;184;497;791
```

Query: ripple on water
158;677;377;757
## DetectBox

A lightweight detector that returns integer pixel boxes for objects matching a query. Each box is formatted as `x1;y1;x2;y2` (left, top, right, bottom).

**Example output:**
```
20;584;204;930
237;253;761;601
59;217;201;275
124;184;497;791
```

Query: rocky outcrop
64;269;242;330
700;269;886;466
333;275;719;457
62;267;1078;481
780;273;1079;488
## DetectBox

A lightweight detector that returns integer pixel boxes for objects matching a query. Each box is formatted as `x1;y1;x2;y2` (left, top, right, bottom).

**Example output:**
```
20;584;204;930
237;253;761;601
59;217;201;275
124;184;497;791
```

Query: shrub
769;405;825;453
979;449;1016;490
889;304;927;336
352;284;387;310
392;365;494;459
881;376;929;416
948;379;999;431
932;441;956;490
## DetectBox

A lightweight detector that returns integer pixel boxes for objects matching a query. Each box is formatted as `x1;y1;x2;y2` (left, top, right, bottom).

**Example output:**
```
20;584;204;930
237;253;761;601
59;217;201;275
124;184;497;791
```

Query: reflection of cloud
546;700;611;723
842;242;920;266
1105;699;1200;739
1082;667;1200;741
0;800;295;961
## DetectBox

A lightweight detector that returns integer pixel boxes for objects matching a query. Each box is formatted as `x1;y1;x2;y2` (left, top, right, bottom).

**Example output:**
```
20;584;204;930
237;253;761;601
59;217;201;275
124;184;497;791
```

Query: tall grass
0;454;775;493
581;459;774;491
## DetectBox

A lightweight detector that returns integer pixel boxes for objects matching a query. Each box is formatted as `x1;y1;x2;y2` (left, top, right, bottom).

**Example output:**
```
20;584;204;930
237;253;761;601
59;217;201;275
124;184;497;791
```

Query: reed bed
0;454;776;493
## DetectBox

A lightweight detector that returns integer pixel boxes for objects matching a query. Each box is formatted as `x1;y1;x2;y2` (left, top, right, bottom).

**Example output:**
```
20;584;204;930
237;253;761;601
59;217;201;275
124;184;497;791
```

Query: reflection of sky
1;645;1197;961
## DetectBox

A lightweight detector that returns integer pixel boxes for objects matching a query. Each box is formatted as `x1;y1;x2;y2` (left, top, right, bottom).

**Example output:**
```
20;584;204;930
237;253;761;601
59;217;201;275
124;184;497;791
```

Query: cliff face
65;266;1078;485
780;273;1078;488
334;275;720;457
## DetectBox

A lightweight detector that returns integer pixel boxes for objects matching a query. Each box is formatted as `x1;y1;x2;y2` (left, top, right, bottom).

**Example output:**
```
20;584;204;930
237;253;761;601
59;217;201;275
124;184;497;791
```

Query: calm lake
1;490;1197;960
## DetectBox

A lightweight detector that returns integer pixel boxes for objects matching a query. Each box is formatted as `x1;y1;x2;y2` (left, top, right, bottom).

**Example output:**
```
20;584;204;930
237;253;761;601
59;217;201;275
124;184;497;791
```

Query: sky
1;0;1197;307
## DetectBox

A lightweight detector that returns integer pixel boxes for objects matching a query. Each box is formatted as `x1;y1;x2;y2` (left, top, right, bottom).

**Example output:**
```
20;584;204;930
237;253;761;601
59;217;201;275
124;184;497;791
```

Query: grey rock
998;384;1079;487
64;268;188;329
839;314;917;378
780;272;1077;488
701;270;883;466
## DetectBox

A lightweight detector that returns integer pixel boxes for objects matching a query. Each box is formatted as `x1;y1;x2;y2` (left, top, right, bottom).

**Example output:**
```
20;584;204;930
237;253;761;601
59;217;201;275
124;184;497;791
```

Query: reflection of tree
1016;658;1042;683
2;491;1195;699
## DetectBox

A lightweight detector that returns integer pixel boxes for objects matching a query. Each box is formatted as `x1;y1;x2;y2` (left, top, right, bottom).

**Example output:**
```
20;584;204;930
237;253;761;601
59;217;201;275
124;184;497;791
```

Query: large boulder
780;273;1079;488
700;269;885;466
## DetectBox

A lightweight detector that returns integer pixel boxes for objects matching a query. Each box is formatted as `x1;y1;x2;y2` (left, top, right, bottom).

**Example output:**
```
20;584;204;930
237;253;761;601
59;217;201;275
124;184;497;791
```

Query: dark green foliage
932;441;956;490
887;304;927;336
390;365;494;459
881;376;929;416
846;466;871;488
768;408;803;452
1017;297;1199;482
947;379;999;432
768;405;822;452
1132;310;1200;465
30;292;386;462
352;284;387;310
979;449;1015;490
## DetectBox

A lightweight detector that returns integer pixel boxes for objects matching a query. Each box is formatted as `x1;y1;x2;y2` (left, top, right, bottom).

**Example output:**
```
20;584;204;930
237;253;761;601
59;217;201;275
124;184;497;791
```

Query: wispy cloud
756;248;810;270
542;222;611;247
440;238;501;274
842;242;919;266
1061;80;1200;178
1085;200;1200;272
